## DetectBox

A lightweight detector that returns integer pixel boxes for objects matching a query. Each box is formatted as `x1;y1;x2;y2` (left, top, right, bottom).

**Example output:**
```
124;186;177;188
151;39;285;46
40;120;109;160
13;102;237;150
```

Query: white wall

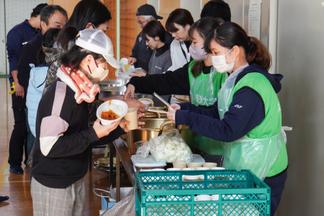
0;0;6;75
180;0;202;21
0;0;46;76
276;0;324;215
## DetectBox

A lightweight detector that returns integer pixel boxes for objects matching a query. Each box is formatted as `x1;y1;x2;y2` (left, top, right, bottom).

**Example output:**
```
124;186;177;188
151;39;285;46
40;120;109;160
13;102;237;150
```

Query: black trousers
264;168;288;216
8;94;27;167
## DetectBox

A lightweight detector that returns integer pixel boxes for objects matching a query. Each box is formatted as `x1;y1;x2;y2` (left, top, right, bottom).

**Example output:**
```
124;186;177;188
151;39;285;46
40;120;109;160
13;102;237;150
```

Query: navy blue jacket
176;64;283;142
6;20;39;75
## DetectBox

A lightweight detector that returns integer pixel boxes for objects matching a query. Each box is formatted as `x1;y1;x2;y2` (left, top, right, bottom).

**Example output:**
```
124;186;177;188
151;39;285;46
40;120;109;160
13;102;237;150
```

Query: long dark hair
142;20;166;42
60;45;102;72
189;17;224;77
56;0;112;50
165;8;194;33
205;22;271;70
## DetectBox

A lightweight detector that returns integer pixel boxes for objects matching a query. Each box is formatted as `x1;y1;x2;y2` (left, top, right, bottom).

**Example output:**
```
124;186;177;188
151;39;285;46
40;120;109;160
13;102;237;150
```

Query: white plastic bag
149;129;192;163
136;142;150;158
103;188;135;216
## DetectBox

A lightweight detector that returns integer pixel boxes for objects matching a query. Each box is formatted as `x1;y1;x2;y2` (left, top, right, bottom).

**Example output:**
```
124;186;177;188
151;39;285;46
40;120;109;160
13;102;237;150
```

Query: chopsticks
147;108;168;114
153;92;171;108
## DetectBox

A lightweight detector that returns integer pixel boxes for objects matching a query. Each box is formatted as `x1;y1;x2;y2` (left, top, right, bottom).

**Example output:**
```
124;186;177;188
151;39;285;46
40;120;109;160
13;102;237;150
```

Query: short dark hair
60;45;102;71
200;0;231;21
165;9;194;33
40;5;68;25
31;3;48;17
142;20;166;42
56;0;112;50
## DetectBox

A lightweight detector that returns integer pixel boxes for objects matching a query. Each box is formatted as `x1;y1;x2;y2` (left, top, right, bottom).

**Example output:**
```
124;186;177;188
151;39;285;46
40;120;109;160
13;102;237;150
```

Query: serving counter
113;137;135;201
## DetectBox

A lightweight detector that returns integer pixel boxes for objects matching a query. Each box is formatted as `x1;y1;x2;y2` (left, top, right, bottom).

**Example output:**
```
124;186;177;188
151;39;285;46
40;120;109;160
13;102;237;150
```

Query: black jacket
17;33;43;90
128;61;213;96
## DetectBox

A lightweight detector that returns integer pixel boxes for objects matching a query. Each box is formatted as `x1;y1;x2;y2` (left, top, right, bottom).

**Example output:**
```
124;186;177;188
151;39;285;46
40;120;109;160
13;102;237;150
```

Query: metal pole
3;0;8;77
116;0;120;60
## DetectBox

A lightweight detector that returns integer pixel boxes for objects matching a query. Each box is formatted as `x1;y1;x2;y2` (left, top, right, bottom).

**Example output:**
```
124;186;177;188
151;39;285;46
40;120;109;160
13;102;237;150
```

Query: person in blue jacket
167;22;288;216
26;28;61;163
6;3;48;175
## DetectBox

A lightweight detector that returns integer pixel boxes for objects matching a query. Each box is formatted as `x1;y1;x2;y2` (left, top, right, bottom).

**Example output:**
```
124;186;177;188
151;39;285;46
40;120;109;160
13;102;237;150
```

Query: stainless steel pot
126;109;174;154
99;79;127;97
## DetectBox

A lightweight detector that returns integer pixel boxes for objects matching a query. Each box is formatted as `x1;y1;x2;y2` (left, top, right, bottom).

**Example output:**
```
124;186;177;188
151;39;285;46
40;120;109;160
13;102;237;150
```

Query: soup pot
126;109;174;154
99;79;127;97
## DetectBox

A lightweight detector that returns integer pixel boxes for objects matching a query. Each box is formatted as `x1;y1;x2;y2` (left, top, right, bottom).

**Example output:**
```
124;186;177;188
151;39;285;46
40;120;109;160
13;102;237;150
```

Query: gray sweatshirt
148;44;171;75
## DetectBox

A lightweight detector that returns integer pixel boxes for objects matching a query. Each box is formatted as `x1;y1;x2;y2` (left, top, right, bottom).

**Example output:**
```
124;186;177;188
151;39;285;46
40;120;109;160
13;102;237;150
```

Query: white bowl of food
96;99;128;125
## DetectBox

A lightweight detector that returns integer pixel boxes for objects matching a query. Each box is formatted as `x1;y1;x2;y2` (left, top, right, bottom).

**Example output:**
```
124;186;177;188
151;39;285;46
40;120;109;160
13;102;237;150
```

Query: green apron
218;70;288;179
187;61;227;155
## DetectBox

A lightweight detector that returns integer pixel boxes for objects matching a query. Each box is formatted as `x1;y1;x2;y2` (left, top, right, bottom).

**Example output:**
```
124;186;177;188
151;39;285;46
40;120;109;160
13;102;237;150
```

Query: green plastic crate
135;169;270;216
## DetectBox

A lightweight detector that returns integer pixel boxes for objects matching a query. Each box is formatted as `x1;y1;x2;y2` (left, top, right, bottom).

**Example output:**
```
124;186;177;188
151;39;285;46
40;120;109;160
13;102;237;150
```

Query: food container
173;161;186;169
187;162;203;168
203;162;218;168
124;107;138;130
126;108;174;154
96;99;128;125
99;79;127;97
131;154;166;171
138;98;154;110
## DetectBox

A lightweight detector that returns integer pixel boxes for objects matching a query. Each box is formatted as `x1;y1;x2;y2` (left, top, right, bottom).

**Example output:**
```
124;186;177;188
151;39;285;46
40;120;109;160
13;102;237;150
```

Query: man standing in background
127;4;163;72
6;4;67;175
6;3;47;99
6;3;48;175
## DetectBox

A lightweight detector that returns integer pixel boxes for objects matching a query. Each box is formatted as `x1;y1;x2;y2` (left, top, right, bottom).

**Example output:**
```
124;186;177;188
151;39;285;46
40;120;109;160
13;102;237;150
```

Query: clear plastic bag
148;129;193;163
136;141;151;158
102;188;135;216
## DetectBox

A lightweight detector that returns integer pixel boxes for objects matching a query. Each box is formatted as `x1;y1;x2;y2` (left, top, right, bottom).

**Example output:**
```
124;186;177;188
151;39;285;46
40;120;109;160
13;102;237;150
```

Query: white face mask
88;65;109;81
211;52;234;73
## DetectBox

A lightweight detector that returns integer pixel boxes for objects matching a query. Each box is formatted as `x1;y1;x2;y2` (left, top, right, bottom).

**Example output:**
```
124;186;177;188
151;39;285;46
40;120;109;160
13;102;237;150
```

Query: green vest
218;72;288;178
187;61;227;154
188;61;227;106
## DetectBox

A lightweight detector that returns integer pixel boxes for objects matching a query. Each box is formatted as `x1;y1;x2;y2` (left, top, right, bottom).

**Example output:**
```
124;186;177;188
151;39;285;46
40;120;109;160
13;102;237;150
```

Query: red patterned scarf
58;66;100;104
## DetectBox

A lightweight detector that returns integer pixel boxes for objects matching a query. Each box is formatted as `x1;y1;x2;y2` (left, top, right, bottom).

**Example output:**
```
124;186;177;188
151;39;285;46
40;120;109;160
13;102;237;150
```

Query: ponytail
247;37;271;70
191;61;205;77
